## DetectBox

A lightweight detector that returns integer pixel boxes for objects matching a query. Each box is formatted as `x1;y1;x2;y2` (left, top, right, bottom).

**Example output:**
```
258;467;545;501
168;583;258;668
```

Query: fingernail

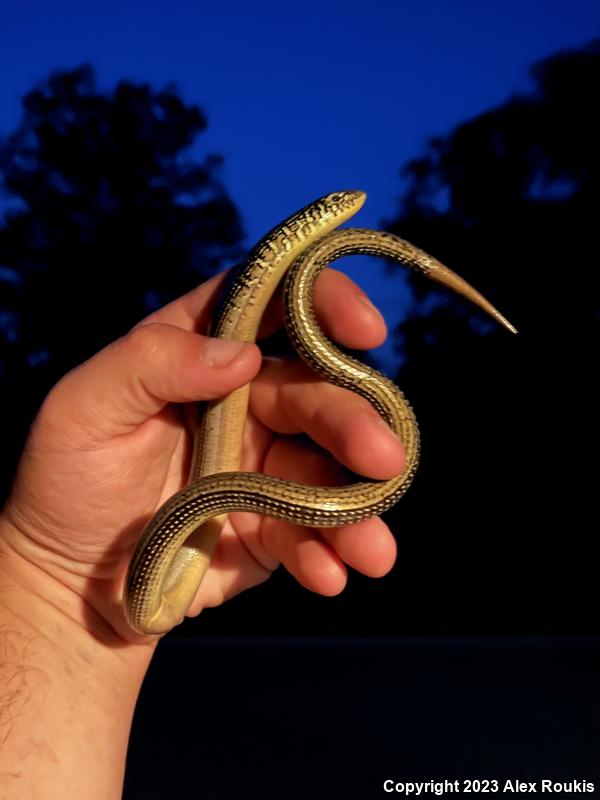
356;292;385;322
203;338;247;367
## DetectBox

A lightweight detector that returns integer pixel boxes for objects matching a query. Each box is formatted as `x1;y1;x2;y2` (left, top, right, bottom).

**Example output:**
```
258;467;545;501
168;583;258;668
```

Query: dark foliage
0;65;244;496
374;39;600;633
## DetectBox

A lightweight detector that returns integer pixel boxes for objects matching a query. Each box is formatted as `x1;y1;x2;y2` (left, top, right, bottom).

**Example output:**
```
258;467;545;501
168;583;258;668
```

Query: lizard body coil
124;190;515;634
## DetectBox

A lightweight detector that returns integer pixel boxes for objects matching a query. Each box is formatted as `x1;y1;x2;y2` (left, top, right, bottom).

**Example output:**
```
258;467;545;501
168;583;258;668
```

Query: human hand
1;268;404;643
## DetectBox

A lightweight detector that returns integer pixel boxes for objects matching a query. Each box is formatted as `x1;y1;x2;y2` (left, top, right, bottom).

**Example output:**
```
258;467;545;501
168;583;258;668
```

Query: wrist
0;515;157;679
0;507;160;645
0;519;156;799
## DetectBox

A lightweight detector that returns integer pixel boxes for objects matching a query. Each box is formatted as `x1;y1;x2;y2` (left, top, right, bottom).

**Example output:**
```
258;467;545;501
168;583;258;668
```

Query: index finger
258;267;387;350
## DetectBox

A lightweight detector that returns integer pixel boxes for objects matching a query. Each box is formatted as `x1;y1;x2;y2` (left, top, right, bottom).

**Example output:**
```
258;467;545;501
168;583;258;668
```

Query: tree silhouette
0;65;243;496
373;39;600;633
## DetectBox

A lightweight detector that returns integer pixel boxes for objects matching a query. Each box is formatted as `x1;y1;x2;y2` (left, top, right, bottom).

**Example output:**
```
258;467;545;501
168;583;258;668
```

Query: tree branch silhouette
0;65;244;498
374;40;599;634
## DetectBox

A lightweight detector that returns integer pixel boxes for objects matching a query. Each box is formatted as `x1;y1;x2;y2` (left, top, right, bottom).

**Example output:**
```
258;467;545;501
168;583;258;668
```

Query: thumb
45;322;261;438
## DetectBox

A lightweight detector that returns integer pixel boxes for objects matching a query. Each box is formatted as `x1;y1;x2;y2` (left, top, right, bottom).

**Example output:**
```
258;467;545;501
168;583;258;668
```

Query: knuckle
35;382;64;430
124;322;167;362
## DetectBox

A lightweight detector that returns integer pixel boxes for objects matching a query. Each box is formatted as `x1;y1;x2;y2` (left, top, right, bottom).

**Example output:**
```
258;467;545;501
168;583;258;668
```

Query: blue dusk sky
0;0;598;368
